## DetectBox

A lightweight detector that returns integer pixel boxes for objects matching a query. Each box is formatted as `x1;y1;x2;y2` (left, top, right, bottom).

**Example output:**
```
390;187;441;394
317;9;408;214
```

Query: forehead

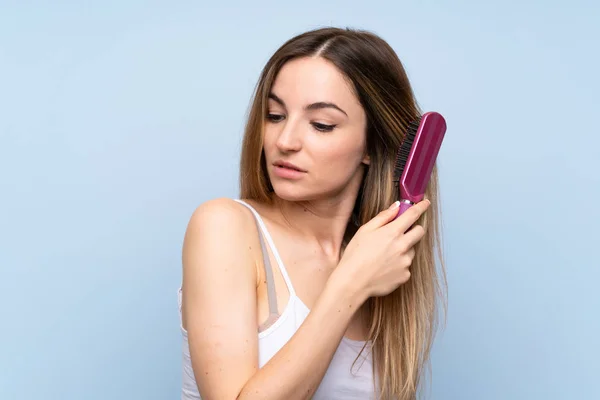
270;57;362;111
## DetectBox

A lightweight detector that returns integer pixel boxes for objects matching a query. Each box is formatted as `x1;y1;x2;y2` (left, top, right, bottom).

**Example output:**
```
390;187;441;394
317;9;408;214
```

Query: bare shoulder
182;198;258;245
182;197;260;277
186;197;251;230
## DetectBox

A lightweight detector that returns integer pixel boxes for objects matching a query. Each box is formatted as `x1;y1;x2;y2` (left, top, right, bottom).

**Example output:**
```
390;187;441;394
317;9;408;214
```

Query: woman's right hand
335;199;431;300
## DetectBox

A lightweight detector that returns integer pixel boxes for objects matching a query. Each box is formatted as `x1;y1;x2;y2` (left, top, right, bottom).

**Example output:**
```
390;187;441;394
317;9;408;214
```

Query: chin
270;179;343;204
270;181;313;202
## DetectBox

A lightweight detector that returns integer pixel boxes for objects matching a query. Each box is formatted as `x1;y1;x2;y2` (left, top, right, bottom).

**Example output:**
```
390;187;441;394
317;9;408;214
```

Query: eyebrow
268;92;348;117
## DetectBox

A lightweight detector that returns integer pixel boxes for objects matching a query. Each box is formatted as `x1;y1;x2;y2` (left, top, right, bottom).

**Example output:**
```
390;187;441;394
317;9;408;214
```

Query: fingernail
389;201;400;209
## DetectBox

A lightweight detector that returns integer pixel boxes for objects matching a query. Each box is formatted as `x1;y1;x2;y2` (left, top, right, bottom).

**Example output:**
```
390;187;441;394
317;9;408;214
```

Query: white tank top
178;199;376;399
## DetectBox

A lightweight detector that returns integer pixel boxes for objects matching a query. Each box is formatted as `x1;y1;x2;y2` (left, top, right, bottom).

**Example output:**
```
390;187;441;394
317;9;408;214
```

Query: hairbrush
393;111;447;217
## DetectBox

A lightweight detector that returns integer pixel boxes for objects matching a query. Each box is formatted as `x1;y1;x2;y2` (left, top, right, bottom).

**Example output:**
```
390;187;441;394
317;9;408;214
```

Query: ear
362;153;370;165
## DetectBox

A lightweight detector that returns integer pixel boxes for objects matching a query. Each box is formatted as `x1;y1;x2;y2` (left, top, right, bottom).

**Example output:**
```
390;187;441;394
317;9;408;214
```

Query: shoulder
189;197;250;223
183;197;258;245
182;197;261;271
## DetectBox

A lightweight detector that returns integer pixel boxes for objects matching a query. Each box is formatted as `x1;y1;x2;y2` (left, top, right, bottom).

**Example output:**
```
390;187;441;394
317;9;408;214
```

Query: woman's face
263;56;369;203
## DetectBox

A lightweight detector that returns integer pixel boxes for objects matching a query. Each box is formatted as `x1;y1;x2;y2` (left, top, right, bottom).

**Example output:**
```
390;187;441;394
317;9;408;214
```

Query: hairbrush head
393;112;446;204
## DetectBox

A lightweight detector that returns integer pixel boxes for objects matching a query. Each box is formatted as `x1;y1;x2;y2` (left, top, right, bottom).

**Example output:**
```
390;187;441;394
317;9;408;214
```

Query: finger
363;201;402;230
389;199;430;234
406;247;416;261
401;224;426;250
401;248;416;268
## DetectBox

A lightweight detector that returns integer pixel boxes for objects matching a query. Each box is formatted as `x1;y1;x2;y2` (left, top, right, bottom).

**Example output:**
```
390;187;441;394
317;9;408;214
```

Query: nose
275;118;302;153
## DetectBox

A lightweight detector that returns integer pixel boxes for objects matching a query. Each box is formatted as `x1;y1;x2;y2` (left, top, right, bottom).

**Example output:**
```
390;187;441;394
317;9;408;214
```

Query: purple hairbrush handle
395;200;414;219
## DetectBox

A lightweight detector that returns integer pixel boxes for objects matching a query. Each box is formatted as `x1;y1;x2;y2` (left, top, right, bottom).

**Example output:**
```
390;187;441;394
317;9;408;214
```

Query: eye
266;113;285;122
312;122;337;132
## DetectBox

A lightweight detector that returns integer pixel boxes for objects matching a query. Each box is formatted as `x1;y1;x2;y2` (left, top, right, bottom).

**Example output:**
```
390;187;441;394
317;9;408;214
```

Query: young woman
178;27;446;400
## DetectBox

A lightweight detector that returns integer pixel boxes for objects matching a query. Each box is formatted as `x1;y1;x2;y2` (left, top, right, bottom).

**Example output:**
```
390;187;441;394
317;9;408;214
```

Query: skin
181;56;430;400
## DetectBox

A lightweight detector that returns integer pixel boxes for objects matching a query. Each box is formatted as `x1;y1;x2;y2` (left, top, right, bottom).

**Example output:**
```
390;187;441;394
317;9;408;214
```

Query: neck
271;174;364;260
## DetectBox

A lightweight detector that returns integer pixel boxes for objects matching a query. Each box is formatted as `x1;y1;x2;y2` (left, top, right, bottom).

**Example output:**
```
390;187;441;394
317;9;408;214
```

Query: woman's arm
182;198;363;400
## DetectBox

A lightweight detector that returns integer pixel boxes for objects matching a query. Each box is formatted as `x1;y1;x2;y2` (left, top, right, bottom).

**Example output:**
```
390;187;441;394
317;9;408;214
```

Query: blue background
1;1;598;399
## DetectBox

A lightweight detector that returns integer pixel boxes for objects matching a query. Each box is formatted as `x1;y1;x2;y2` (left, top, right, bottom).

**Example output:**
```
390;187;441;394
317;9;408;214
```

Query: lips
273;160;306;172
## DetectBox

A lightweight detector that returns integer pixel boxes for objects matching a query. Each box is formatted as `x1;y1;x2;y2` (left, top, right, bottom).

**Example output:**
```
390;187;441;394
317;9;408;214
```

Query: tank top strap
234;199;297;297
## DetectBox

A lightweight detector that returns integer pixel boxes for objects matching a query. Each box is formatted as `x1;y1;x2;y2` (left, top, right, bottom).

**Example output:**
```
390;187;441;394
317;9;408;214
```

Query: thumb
363;201;400;230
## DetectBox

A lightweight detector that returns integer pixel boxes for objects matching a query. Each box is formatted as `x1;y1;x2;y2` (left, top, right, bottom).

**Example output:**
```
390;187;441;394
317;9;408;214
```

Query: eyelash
266;113;337;133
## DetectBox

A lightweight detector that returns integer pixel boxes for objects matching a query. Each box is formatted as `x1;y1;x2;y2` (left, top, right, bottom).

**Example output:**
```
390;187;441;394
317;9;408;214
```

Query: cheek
262;125;277;156
311;137;366;179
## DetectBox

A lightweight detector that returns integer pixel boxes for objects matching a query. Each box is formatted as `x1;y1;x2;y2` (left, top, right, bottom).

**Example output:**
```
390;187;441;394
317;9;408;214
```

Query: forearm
237;273;365;400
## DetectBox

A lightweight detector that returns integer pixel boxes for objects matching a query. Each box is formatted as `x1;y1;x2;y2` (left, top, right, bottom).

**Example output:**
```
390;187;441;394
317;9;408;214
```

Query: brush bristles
393;118;421;186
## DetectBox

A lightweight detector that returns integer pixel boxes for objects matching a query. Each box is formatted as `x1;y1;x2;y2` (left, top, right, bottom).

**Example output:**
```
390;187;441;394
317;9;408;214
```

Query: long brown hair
239;27;447;400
